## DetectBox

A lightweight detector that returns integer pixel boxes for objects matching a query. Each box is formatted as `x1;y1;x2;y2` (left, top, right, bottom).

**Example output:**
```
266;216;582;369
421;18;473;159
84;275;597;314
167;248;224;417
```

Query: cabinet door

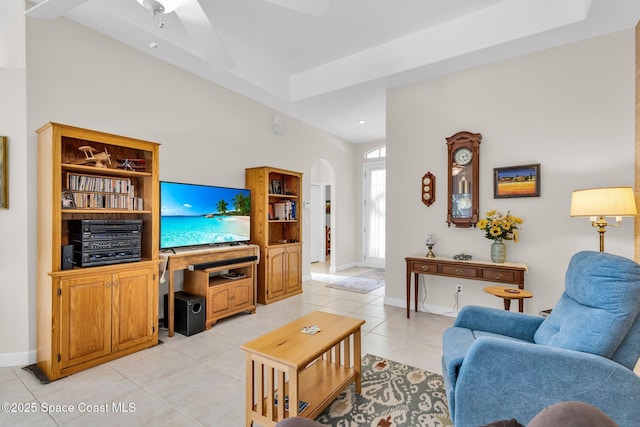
266;247;286;300
112;266;156;352
231;280;253;310
59;273;112;371
209;284;232;317
285;246;302;293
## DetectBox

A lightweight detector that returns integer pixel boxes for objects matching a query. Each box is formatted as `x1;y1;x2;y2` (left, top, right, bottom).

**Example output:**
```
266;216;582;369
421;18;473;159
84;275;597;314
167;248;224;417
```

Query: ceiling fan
25;0;330;71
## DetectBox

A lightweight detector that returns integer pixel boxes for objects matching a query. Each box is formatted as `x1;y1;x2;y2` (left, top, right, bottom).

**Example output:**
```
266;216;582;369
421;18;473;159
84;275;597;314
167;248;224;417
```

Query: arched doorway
310;159;335;272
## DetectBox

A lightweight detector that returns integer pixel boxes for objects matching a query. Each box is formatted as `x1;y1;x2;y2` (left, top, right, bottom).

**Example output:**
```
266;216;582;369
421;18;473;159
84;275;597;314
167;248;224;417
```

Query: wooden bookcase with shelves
36;122;160;381
246;167;303;304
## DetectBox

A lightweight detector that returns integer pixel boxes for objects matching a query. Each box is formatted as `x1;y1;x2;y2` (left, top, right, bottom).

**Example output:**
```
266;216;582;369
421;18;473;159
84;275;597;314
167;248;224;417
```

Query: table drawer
482;269;516;283
441;265;479;278
410;261;439;273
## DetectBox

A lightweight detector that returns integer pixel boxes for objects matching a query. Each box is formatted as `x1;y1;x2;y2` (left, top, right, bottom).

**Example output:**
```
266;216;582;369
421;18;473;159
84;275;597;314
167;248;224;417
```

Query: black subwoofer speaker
164;291;205;337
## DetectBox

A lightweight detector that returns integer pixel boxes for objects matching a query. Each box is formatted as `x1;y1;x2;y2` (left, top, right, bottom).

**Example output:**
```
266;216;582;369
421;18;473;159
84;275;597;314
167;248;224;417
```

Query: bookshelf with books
246;166;302;304
36;122;160;381
65;172;143;210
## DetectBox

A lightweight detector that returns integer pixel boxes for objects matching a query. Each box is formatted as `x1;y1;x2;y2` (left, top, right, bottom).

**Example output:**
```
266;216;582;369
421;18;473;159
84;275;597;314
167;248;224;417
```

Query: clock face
454;148;473;166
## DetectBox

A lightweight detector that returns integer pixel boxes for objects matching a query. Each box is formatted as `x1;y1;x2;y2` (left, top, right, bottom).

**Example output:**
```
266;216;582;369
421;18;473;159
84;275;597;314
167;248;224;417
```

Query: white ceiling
15;0;640;142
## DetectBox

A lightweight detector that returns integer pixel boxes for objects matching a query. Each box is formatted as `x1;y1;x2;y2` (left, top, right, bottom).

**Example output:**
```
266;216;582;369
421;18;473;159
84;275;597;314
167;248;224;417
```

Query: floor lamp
570;187;637;252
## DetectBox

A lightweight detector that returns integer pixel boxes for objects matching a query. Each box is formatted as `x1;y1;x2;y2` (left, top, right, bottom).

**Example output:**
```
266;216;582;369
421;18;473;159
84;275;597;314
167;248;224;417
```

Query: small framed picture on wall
494;163;540;198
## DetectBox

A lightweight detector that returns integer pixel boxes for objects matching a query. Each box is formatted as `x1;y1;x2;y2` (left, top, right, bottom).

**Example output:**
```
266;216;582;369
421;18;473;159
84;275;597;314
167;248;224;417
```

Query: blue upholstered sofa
442;251;640;427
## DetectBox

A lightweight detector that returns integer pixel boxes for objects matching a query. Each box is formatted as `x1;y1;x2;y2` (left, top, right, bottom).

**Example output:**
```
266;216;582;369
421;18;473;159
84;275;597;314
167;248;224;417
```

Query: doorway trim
310;159;336;272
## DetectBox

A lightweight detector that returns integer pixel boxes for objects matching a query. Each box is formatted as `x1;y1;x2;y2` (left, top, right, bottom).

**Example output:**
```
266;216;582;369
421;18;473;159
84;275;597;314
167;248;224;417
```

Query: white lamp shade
570;187;637;217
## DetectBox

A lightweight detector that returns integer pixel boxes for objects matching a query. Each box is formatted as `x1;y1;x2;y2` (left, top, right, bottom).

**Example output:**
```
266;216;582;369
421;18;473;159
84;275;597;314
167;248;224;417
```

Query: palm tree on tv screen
234;193;250;216
216;199;228;215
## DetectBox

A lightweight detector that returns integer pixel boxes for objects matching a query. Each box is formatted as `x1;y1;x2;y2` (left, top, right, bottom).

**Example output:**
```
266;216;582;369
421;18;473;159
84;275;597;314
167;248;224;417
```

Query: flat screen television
160;181;251;250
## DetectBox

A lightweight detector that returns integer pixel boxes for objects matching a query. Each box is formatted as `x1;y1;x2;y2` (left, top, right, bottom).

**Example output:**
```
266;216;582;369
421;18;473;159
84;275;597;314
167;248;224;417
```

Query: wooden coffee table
241;311;365;427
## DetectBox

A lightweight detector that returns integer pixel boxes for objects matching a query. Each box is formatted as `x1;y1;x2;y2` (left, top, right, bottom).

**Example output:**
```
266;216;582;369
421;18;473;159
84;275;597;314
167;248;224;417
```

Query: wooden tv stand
161;244;259;336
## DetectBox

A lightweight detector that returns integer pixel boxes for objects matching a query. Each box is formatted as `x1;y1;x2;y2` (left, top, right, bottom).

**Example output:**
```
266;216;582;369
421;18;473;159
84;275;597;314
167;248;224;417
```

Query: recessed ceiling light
357;120;366;125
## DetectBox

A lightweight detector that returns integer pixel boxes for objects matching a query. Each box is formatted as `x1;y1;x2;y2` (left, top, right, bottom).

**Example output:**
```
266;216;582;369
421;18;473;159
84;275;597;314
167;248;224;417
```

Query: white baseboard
332;261;361;273
0;349;36;368
384;296;458;318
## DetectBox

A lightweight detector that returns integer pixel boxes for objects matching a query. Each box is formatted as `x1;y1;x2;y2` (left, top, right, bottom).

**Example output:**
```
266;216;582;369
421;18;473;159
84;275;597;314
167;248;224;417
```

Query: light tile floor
0;263;454;426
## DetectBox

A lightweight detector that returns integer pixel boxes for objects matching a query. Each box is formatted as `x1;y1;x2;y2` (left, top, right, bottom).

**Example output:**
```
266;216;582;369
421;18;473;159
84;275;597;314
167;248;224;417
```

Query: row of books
71;192;144;210
269;200;297;220
67;173;132;194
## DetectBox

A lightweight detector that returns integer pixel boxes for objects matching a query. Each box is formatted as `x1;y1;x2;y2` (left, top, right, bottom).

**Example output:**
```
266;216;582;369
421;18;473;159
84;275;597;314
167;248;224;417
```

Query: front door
363;162;385;268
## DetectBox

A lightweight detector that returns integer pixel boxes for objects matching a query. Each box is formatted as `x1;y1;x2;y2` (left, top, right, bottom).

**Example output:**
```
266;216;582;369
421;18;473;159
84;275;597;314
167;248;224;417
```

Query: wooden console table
405;256;528;318
161;244;259;336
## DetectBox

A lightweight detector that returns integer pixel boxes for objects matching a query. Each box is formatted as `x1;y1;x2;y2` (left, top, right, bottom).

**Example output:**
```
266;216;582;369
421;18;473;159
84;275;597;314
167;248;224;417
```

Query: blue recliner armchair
442;251;640;427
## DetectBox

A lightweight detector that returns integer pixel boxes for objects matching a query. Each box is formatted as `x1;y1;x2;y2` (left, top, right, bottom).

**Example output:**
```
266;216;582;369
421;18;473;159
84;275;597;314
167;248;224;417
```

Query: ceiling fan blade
260;0;330;16
25;0;90;19
174;1;235;71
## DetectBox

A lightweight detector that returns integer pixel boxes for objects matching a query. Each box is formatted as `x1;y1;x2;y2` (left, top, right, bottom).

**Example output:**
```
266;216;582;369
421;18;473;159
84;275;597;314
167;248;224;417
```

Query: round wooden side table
483;286;533;312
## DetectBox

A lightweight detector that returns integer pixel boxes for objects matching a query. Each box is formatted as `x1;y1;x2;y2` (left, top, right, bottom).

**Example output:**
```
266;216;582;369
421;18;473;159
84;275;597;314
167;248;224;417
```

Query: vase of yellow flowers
477;210;523;263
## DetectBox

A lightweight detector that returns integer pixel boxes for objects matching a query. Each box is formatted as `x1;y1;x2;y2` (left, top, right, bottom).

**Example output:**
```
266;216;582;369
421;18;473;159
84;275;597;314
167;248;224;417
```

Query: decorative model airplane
78;146;111;168
117;158;147;172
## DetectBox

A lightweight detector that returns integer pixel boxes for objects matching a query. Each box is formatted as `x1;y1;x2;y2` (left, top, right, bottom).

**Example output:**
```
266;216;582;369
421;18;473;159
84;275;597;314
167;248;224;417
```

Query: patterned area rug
315;354;453;427
326;269;385;293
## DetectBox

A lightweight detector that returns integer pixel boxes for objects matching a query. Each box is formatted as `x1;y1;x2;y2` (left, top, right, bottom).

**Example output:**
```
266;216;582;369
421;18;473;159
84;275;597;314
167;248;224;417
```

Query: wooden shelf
36;122;160;381
257;360;355;419
62;163;152;177
298;360;356;418
269;193;299;199
61;209;151;214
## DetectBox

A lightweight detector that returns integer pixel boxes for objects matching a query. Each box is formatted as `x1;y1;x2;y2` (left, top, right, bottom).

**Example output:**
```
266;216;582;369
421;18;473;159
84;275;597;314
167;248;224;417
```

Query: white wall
0;15;359;365
387;30;635;316
0;3;30;366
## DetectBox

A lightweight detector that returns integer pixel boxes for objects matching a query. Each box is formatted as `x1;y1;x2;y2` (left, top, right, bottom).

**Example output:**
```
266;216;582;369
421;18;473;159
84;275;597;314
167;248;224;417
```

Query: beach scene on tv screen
161;182;250;248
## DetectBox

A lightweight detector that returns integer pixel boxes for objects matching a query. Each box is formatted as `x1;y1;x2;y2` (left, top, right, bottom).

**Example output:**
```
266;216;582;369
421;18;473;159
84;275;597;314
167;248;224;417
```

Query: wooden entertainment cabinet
36;123;160;381
163;244;259;334
245;167;303;304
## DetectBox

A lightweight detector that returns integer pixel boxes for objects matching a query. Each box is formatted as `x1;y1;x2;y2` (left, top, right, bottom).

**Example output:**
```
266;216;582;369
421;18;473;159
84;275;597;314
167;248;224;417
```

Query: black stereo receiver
68;219;142;235
69;219;143;267
76;249;142;267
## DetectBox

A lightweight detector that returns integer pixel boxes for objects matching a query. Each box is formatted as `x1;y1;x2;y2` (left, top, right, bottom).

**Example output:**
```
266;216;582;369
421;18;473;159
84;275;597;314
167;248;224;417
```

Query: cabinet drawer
482;269;516;283
410;261;439;273
441;265;479;278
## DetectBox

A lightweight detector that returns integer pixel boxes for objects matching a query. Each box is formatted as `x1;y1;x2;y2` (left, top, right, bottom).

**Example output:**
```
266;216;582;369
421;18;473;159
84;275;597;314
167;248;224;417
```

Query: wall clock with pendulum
446;131;481;228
